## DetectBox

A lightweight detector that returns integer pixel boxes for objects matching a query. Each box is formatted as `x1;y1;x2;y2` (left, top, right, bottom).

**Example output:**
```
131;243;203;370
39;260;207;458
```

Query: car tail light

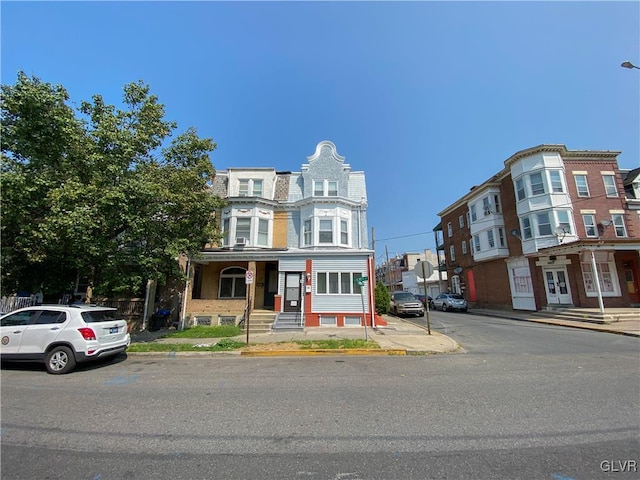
78;327;96;340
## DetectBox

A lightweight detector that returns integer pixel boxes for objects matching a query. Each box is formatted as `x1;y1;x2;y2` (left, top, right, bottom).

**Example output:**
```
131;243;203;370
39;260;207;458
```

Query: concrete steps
273;312;304;331
244;311;276;334
536;307;640;324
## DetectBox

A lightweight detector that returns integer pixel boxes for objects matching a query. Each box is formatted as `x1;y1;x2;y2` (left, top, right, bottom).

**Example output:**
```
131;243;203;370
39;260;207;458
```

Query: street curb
240;348;406;357
467;311;640;338
126;349;408;358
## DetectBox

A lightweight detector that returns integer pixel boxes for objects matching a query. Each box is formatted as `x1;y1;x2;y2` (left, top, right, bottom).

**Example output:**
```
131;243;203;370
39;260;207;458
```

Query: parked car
414;294;434;309
389;291;425;317
432;293;468;312
0;304;130;374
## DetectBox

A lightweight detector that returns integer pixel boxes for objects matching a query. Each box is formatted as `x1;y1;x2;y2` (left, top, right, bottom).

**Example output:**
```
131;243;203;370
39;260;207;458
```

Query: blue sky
2;1;639;264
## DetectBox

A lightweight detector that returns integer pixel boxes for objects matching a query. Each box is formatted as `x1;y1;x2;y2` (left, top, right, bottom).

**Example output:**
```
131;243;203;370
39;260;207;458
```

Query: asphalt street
1;312;638;480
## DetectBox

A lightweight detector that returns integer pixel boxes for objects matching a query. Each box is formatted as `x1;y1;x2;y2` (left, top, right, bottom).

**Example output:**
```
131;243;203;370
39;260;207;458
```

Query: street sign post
414;261;433;335
355;276;369;340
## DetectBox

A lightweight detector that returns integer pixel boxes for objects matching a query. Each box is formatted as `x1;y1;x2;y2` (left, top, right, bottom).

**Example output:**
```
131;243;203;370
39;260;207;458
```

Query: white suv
0;304;131;374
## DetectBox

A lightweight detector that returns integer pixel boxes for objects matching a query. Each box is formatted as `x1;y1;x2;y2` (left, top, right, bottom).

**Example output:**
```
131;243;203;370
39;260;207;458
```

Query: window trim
218;267;247;299
574;174;590;197
602;175;618;197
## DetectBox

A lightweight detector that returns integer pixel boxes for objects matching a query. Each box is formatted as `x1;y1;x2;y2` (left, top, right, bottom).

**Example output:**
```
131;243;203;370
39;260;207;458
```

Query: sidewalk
467;308;640;337
129;308;638;357
129;314;460;356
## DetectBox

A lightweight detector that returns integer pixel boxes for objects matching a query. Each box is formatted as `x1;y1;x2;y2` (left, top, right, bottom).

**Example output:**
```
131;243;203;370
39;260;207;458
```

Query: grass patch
128;338;245;353
296;339;380;350
165;325;242;339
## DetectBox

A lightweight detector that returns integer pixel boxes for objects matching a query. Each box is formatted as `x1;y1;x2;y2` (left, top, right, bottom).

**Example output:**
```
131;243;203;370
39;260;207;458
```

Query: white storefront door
544;268;572;305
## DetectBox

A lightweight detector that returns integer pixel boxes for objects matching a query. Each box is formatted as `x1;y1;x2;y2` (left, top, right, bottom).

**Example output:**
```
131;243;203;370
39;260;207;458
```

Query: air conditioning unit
235;237;248;246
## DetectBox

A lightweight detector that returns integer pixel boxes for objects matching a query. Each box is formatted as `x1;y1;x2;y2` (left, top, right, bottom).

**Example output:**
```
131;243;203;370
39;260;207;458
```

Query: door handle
13;330;22;334
50;327;60;331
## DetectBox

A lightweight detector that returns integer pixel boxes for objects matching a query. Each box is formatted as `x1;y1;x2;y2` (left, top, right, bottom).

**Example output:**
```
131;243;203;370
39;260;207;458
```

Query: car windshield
81;310;120;323
394;293;416;301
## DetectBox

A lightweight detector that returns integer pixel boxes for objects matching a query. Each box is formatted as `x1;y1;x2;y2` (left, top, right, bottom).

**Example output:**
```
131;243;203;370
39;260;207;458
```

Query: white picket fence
0;295;38;314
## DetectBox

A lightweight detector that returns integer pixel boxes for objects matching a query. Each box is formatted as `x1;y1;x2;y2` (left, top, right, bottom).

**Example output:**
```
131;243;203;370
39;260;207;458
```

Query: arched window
219;267;247;299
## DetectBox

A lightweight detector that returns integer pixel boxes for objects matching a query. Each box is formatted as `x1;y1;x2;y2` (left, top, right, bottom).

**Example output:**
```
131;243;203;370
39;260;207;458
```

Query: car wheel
45;346;76;374
441;303;447;312
462;308;467;313
418;312;424;317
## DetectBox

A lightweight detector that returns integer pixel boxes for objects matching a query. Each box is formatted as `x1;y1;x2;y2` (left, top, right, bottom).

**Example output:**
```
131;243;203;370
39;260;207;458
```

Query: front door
623;266;640;304
544;268;572;305
263;263;278;309
284;272;302;312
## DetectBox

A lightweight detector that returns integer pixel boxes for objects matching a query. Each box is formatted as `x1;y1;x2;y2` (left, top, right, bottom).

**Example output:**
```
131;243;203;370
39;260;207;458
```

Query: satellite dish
554;226;567;241
510;229;521;239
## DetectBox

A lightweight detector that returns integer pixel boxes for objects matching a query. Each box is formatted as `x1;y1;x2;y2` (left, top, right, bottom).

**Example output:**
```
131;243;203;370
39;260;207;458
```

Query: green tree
375;282;390;315
1;72;225;297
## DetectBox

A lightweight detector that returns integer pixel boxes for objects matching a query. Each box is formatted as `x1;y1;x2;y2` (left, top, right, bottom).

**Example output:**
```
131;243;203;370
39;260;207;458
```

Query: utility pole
385;245;391;291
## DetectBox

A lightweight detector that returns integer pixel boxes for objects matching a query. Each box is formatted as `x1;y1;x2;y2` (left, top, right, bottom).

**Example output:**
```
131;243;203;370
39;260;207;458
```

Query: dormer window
314;180;338;197
238;179;263;197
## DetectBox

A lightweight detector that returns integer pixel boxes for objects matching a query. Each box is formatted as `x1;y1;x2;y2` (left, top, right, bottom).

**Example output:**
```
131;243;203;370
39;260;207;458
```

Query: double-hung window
447;222;453;237
530;172;545;196
483;197;491;216
603;175;618;197
257;219;269;246
487;230;495;248
556;210;572;235
612;214;627;237
473;235;481;252
536;212;552;236
340;220;349;244
303;219;312;246
515;178;526;201
459;215;464;228
327;181;338;197
449;245;456;262
582;214;597;237
522;216;532;239
550;171;564;193
314;181;324;197
574;174;590;197
461;240;467;255
319;219;333;243
498;228;505;247
236;218;251;242
470;204;477;222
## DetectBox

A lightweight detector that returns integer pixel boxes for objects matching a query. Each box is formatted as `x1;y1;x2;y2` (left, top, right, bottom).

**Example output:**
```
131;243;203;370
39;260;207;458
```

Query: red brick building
437;145;640;311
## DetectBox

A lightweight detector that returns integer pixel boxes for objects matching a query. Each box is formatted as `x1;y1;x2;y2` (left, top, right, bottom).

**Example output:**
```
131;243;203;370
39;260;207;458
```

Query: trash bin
150;311;169;331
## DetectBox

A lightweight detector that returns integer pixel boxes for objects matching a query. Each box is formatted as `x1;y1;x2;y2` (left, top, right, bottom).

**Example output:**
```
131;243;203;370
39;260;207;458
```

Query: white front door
544;268;572;305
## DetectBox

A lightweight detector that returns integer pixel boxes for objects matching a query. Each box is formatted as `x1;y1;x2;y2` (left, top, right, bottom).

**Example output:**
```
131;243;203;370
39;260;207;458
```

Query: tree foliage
375;282;390;315
1;72;224;297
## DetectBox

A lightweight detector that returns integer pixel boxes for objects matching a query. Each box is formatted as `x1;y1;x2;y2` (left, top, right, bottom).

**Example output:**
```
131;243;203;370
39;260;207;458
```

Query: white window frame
473;235;481;252
235;218;251;242
549;170;564;193
603;175;618;197
316;272;362;295
470;204;477;222
340;219;349;245
257;218;269;246
515;178;526;201
612;214;627;237
313;180;338;197
319;219;333;244
581;260;620;297
461;240;467;255
218;267;247;299
582;214;597;238
449;245;455;262
303;219;312;246
238;179;263;197
487;230;495;248
574;174;590;197
447;222;453;237
529;171;546;196
498;228;505;247
459;215;464;228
